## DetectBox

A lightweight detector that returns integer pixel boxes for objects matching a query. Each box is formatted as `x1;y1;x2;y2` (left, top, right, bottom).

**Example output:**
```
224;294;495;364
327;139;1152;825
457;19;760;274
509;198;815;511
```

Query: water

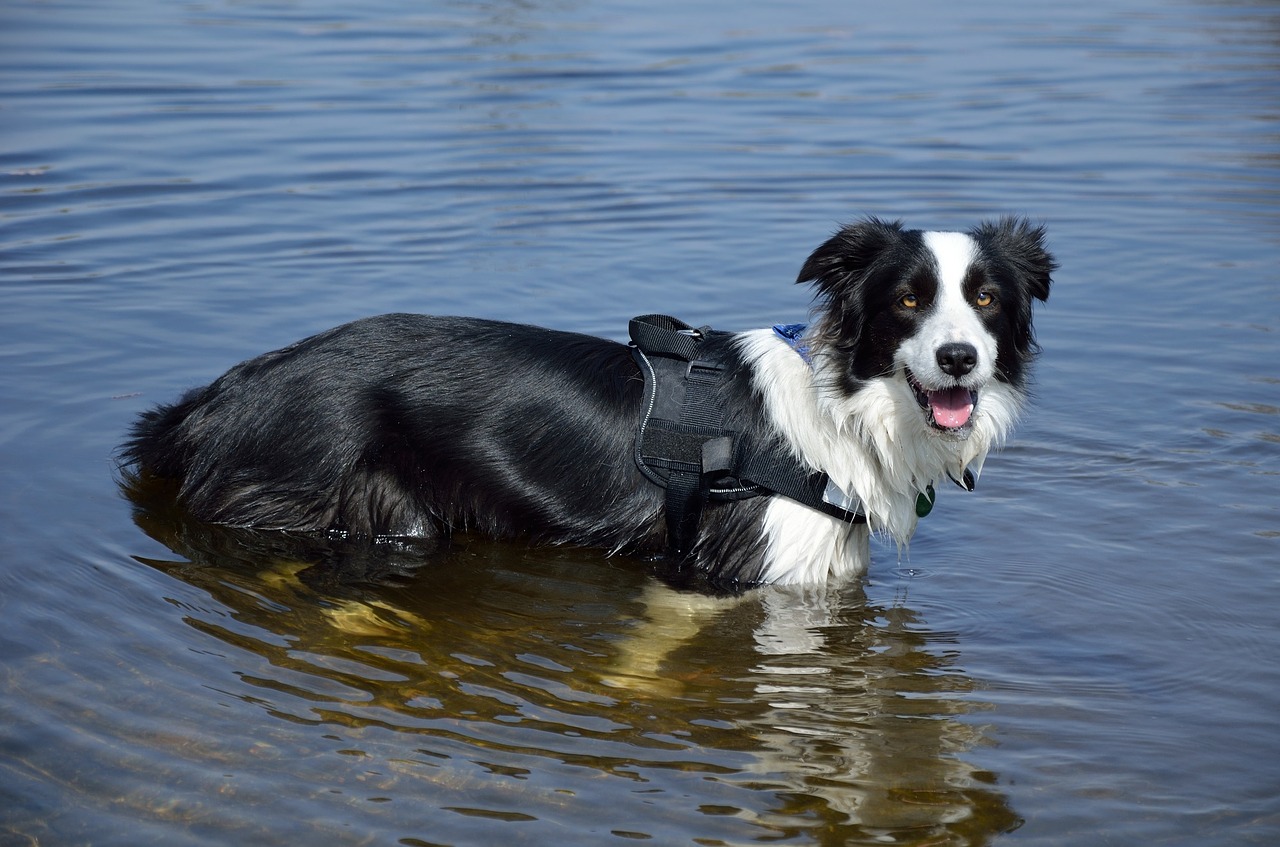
2;0;1277;844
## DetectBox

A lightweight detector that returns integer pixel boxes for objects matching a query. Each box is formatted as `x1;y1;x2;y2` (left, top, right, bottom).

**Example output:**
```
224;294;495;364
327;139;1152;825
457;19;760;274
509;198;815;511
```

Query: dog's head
797;217;1055;438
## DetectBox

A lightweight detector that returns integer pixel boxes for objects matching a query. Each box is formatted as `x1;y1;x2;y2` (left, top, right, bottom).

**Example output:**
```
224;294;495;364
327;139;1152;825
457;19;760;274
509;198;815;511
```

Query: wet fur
122;218;1054;587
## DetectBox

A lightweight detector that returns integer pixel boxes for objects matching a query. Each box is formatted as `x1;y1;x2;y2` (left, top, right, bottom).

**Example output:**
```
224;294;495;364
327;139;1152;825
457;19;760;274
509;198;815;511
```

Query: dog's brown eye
900;293;919;310
975;290;993;307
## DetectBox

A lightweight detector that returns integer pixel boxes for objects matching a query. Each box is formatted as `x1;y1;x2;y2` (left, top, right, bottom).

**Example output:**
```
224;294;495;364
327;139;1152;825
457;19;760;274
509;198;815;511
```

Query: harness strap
629;316;731;555
736;451;865;524
629;314;865;559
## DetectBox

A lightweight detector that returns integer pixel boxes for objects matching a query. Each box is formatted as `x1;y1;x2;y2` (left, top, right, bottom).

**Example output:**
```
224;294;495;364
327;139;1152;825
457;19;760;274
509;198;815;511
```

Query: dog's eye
900;293;919;310
974;290;994;307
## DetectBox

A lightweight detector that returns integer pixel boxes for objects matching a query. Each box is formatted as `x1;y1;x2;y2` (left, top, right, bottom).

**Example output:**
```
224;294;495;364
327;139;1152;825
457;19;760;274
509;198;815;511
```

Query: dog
121;217;1054;587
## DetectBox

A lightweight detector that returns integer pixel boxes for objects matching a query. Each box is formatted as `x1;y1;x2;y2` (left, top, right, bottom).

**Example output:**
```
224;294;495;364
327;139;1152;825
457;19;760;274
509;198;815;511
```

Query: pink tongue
930;387;974;429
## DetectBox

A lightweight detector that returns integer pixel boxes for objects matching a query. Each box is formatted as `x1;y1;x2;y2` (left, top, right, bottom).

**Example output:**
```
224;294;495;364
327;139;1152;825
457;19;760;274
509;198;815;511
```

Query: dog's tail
118;387;210;480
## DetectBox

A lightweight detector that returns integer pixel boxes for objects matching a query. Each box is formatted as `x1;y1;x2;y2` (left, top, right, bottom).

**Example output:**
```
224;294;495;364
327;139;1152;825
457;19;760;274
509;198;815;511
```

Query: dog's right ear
796;218;906;356
795;217;905;298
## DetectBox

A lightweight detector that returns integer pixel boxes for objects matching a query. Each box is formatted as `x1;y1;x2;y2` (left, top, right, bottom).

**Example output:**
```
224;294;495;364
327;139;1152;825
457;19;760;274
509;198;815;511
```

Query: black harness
628;314;866;557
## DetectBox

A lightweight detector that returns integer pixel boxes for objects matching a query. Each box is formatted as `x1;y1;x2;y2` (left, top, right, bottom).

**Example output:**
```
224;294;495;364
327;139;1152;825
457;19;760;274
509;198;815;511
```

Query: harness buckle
686;358;725;380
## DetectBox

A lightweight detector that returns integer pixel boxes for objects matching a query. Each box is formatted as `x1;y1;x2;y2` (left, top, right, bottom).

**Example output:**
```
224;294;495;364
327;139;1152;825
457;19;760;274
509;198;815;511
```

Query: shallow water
2;0;1278;844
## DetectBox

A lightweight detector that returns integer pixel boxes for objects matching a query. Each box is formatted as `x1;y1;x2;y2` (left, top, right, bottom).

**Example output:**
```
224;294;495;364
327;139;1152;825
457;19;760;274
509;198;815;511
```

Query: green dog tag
915;484;936;518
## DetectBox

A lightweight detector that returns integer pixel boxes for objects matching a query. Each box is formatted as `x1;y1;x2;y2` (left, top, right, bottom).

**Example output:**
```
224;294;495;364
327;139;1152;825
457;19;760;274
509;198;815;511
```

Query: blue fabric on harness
772;322;812;364
628;314;865;558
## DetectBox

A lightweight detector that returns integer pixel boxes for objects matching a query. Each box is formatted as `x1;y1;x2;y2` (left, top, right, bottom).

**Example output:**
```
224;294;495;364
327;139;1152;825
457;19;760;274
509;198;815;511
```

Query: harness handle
628;314;708;361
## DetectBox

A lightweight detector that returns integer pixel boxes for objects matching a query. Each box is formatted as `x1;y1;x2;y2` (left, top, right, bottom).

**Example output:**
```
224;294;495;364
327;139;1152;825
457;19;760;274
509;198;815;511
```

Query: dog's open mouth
906;368;977;431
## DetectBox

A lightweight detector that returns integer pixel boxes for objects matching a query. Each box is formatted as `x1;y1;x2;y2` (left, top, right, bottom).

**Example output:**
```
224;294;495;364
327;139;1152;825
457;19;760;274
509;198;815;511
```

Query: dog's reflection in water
125;479;1019;840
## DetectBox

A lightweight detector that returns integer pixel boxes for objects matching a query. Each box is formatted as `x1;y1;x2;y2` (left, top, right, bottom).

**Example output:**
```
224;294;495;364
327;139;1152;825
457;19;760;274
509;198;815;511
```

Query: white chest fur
736;328;1018;584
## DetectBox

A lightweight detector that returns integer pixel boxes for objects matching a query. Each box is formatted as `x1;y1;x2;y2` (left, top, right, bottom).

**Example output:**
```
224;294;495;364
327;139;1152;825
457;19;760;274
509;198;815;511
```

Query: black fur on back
122;314;778;585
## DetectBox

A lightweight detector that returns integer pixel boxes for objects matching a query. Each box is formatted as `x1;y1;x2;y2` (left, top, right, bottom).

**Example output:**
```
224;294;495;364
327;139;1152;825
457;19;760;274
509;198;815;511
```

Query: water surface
2;0;1277;844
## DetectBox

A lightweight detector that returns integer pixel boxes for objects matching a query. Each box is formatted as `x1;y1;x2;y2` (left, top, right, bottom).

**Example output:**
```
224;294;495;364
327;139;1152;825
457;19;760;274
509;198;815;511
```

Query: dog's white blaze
898;232;999;389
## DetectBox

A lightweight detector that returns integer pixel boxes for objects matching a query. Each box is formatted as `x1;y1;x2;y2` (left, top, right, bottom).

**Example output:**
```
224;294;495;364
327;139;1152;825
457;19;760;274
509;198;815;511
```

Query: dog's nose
936;342;978;377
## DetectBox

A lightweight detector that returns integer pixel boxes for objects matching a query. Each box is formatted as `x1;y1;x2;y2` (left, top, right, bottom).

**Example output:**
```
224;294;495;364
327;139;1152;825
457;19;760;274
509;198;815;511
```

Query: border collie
122;217;1053;587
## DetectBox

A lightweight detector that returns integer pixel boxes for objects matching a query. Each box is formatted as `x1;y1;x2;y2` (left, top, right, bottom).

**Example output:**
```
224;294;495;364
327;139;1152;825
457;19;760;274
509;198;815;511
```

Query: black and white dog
122;217;1053;587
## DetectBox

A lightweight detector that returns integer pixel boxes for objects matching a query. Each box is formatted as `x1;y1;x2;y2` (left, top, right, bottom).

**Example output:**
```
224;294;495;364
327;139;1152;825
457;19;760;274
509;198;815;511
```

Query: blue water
2;0;1278;844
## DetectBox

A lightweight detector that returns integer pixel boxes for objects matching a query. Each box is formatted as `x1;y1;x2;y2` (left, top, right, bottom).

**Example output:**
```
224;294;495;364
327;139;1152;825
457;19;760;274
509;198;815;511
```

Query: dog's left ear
972;217;1056;302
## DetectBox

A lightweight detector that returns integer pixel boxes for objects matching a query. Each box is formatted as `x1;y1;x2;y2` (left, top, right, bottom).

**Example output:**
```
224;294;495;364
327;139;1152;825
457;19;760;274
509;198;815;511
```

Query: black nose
936;342;978;376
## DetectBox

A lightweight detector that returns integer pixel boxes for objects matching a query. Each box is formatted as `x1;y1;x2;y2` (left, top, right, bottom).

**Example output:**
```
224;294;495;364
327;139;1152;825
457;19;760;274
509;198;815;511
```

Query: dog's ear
796;218;905;357
972;217;1056;302
796;217;906;298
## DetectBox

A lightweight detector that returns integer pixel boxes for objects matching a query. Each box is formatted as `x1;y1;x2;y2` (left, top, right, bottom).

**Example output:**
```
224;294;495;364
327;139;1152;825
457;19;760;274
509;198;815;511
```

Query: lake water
2;0;1277;844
